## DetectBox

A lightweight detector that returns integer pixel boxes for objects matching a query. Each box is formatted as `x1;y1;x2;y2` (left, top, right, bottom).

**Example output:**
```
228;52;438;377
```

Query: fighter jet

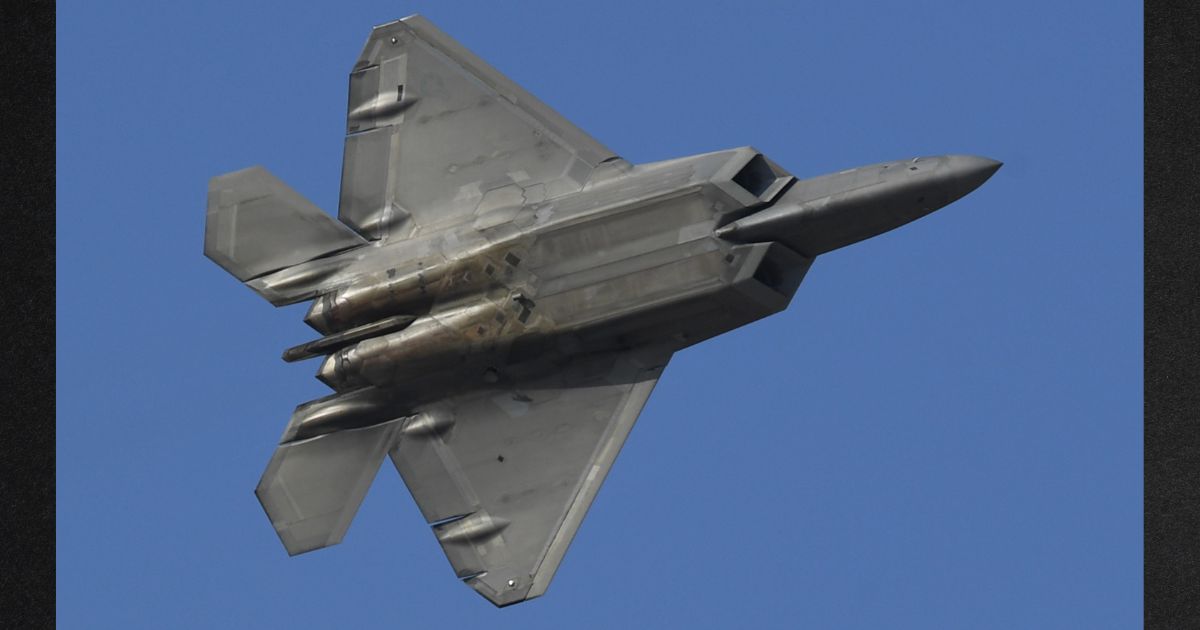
204;15;1001;607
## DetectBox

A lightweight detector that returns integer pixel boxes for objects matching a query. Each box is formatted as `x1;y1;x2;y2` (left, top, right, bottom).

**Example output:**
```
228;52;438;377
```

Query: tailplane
205;166;367;301
256;417;404;555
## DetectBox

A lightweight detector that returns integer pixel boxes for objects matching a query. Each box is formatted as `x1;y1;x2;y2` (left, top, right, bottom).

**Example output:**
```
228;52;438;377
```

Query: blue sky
56;1;1142;627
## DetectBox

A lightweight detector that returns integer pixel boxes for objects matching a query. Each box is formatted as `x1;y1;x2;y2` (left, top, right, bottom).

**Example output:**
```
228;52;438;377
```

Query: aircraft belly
529;239;813;355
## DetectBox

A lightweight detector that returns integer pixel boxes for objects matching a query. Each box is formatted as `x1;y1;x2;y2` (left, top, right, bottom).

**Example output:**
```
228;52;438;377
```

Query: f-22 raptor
205;15;1001;607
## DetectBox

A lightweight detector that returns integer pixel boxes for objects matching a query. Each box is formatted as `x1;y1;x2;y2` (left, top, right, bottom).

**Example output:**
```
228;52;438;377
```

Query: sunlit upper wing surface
390;347;671;606
338;15;619;240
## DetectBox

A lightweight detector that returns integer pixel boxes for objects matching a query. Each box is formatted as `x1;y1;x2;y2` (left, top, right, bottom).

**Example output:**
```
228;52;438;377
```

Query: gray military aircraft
205;15;1001;607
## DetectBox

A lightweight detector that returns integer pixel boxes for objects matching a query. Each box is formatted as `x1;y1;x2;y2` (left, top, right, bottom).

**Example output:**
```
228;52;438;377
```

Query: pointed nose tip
949;154;1002;178
943;154;1002;198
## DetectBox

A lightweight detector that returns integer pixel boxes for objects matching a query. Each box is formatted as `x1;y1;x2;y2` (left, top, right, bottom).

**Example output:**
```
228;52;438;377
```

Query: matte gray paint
204;15;1001;608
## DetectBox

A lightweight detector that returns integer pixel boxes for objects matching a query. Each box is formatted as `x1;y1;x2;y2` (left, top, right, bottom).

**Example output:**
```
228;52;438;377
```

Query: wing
391;347;672;606
338;15;619;240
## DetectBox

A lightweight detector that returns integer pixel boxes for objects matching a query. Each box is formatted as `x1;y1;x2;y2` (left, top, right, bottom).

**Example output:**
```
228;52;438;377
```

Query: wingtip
466;574;537;608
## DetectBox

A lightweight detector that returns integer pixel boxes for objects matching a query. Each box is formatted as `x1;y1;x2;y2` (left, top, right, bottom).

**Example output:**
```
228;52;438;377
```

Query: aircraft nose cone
942;155;1003;198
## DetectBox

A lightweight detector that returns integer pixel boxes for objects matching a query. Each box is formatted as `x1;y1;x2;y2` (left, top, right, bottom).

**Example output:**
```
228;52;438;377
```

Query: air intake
732;154;778;197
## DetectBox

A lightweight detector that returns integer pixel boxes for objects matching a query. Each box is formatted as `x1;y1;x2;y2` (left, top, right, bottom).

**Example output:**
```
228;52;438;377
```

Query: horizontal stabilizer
206;166;366;282
256;418;403;555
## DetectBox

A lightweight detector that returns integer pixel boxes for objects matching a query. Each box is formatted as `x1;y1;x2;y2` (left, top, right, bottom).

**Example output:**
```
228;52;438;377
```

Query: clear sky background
56;1;1142;627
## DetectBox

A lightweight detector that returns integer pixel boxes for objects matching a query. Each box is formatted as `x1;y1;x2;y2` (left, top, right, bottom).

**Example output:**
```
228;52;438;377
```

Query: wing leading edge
391;347;672;606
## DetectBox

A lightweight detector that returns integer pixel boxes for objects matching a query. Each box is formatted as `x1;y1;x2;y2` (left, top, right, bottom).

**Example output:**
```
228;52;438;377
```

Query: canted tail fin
205;166;367;288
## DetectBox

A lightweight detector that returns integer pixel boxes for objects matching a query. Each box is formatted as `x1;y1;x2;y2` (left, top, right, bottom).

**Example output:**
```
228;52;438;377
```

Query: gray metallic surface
281;314;417;363
393;347;671;605
715;155;1003;256
204;14;1001;607
205;166;366;282
338;16;616;240
256;418;403;554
